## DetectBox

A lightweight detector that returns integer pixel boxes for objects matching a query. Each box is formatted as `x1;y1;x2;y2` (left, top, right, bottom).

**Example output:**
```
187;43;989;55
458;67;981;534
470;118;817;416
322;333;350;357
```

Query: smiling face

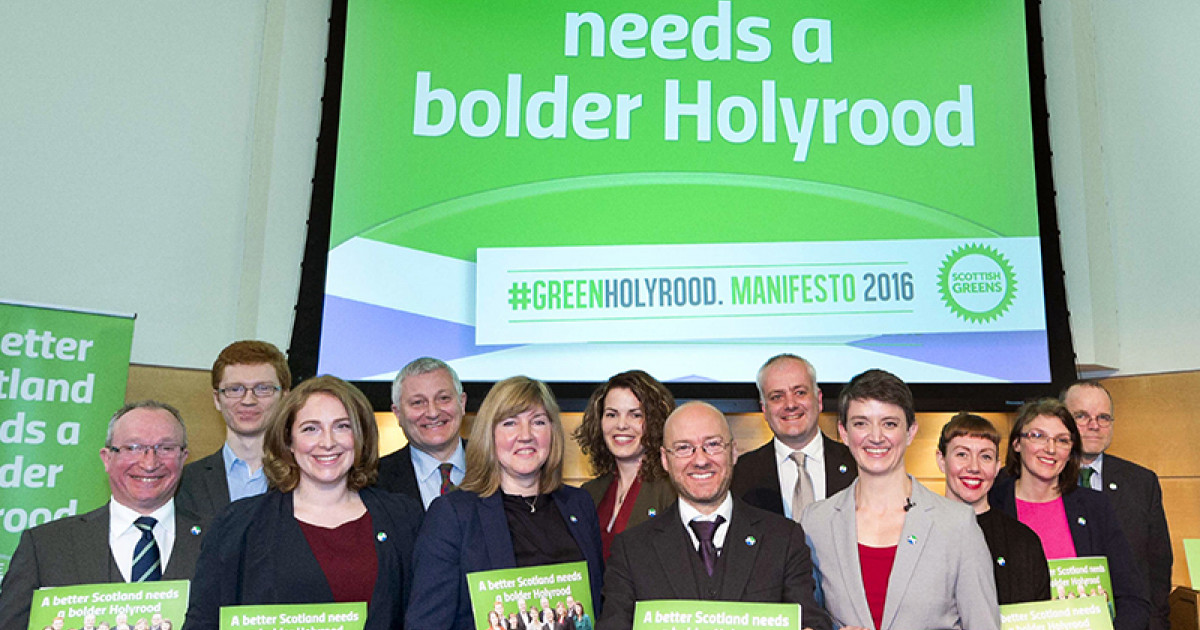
394;368;465;459
838;398;915;477
1012;414;1073;486
100;407;188;514
661;403;736;514
937;435;999;512
601;387;645;465
213;363;283;438
289;393;356;491
494;406;552;491
1063;385;1114;462
759;358;823;450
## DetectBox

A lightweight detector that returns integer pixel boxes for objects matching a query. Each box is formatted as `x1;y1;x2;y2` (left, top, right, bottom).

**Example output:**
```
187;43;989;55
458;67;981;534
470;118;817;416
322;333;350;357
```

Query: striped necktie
132;516;162;582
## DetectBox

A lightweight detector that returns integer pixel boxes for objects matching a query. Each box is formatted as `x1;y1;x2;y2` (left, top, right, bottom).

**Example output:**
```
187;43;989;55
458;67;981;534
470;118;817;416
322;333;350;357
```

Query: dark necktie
438;462;456;495
689;516;726;576
132;516;162;582
1079;466;1095;489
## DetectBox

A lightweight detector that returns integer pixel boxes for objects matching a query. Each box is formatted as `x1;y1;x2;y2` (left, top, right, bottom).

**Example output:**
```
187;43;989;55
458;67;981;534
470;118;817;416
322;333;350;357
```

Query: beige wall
131;365;1199;588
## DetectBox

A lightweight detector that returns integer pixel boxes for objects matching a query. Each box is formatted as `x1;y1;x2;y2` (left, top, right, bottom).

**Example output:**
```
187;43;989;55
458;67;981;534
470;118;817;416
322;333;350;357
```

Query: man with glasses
176;340;290;519
599;401;831;630
1064;380;1172;630
0;402;205;630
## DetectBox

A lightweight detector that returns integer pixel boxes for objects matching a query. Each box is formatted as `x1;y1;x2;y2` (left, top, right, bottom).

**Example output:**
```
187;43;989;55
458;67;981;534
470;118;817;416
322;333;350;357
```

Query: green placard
1048;556;1114;619
466;561;594;630
219;602;367;630
1000;597;1114;630
633;600;800;630
0;301;135;586
27;579;188;630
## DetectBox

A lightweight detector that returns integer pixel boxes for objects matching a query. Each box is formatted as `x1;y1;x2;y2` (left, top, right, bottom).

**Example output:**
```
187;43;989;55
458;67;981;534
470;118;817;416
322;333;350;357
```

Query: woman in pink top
989;399;1148;630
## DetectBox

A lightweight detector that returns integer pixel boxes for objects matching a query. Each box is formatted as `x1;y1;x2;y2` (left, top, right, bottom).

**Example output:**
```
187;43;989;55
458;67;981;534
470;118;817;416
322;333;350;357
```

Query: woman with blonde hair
185;376;423;630
405;376;603;629
574;369;676;559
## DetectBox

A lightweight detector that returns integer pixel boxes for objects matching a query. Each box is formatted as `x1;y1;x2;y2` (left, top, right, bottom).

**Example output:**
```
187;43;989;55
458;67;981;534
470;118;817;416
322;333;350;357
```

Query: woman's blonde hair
460;376;564;497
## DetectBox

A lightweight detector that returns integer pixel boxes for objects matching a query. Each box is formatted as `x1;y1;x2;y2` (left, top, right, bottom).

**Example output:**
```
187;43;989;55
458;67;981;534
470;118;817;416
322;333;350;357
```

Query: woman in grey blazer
801;370;999;630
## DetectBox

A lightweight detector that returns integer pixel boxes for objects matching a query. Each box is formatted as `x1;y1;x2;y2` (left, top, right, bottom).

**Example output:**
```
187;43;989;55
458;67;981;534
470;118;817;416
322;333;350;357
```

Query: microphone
903;497;915;512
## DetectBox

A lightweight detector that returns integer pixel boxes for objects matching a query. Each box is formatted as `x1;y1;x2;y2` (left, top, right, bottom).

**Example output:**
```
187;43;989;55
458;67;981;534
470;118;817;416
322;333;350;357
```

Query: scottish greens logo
937;243;1017;323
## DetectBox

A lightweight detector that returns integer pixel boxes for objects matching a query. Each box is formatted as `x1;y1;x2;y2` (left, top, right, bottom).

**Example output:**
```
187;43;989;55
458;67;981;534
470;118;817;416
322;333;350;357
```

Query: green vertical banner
0;300;135;586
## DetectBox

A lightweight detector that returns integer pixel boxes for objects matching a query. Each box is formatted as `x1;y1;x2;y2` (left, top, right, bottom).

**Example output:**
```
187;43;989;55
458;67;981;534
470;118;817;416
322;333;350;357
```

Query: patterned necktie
132;516;162;582
790;451;815;521
1079;466;1095;489
438;462;456;495
689;516;726;576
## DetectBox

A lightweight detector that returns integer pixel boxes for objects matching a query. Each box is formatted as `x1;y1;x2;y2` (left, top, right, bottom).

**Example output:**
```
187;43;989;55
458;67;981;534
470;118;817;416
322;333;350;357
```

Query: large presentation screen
309;0;1071;396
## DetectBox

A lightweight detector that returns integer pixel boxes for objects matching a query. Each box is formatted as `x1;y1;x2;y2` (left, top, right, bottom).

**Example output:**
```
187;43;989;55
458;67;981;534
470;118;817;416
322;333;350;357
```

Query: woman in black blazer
184;376;423;630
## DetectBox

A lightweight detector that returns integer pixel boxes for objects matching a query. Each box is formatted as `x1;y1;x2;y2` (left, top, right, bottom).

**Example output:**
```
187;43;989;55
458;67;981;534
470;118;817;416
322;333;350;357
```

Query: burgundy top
1016;496;1077;560
597;474;642;560
858;543;897;630
298;511;377;604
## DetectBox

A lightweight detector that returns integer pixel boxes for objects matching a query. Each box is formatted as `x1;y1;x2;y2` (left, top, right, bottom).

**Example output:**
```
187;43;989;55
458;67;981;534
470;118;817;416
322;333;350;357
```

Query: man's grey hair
391;357;463;406
105;400;188;448
755;353;818;402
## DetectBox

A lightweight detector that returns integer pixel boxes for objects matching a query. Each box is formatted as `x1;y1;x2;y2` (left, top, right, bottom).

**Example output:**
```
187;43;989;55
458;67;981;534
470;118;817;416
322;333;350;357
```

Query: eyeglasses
1020;431;1073;449
107;443;185;458
665;438;731;458
217;383;281;399
1072;411;1114;427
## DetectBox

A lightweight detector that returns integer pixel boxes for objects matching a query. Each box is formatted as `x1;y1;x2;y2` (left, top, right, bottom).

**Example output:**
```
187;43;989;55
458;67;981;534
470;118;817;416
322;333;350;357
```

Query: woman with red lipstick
574;370;676;559
406;376;604;630
185;376;423;630
990;399;1149;630
935;412;1049;604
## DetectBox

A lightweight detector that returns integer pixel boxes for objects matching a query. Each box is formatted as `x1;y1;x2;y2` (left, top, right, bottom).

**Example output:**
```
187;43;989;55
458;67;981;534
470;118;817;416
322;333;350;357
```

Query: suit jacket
990;475;1150;630
376;440;467;508
175;448;231;520
1100;454;1173;630
732;433;858;516
184;486;422;630
580;473;676;530
598;498;831;630
802;479;999;630
405;485;604;630
0;502;206;630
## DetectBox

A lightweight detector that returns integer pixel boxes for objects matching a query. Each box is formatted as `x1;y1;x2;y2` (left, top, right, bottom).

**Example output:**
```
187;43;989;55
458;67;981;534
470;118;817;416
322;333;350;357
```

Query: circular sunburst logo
937;243;1017;323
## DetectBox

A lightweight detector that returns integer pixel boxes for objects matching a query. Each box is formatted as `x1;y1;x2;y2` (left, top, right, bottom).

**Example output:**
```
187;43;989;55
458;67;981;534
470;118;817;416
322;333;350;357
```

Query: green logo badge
937;243;1017;322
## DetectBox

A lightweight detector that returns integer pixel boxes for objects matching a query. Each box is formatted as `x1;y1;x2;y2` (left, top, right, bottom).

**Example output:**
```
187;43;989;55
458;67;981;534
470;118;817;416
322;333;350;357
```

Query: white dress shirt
108;498;176;581
678;492;735;554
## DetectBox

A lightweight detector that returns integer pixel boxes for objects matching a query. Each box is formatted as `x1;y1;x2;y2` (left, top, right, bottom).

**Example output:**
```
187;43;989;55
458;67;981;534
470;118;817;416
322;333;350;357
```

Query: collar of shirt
221;442;267;502
678;492;734;552
410;438;467;508
773;434;827;517
1085;452;1105;489
108;497;176;582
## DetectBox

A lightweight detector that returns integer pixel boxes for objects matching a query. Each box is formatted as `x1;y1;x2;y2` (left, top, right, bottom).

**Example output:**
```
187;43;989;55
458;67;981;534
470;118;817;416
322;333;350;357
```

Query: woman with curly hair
573;370;676;560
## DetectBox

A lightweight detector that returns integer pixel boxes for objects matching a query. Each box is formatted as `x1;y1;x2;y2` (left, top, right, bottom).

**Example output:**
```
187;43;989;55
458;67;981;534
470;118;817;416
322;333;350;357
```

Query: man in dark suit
1064;380;1172;630
0;401;206;630
376;357;467;509
176;340;291;519
599;401;831;630
732;354;857;519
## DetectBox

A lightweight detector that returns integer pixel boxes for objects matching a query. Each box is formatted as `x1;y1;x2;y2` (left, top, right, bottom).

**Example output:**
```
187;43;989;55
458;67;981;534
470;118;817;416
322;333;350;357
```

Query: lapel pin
190;526;202;536
838;464;848;474
570;514;578;523
1077;517;1086;526
377;531;388;542
997;556;1006;567
745;536;757;546
647;508;657;518
906;535;917;545
1108;482;1117;490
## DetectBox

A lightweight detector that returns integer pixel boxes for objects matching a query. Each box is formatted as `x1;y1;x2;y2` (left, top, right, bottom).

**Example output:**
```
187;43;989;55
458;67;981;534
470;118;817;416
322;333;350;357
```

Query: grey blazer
801;479;999;630
0;502;207;630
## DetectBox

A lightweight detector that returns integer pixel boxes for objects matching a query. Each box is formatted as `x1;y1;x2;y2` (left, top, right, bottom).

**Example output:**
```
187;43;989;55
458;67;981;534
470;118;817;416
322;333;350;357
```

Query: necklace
522;495;538;513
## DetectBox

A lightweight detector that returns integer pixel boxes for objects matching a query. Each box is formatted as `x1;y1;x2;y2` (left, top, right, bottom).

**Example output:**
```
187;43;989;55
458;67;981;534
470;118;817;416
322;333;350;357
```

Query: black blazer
731;433;857;516
1098;454;1173;630
376;440;466;508
598;498;831;630
184;487;422;630
0;502;206;630
175;448;231;520
990;476;1150;630
405;485;604;630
